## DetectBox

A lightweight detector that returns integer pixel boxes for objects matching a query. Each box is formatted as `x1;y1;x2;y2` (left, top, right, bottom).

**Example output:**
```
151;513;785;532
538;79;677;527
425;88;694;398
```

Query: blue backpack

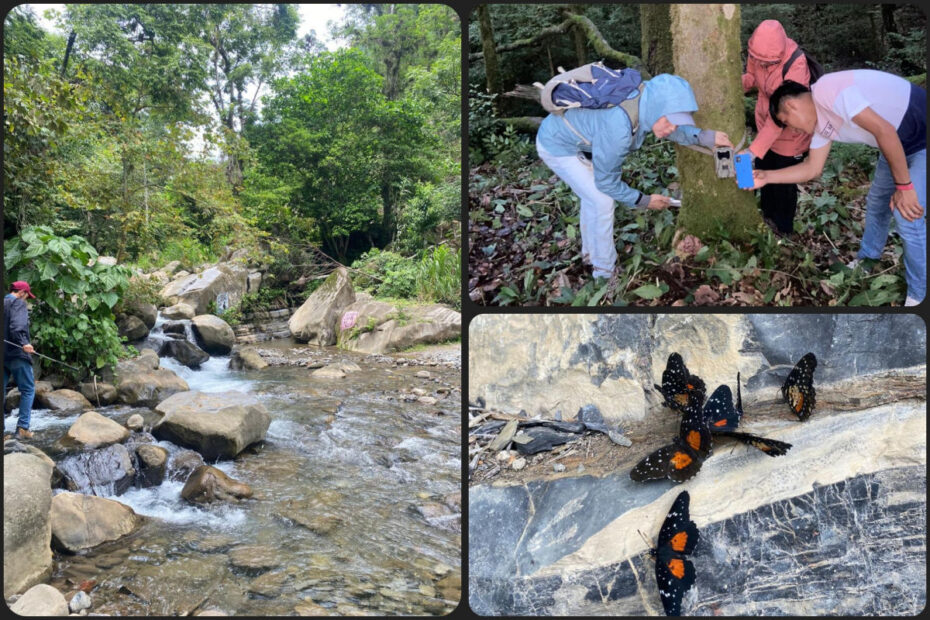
536;62;645;136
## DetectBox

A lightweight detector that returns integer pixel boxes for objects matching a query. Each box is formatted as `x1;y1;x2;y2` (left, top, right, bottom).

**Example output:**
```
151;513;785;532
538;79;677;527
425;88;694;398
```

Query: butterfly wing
655;546;696;616
782;353;817;421
714;430;793;457
658;490;700;555
679;397;713;460
702;384;741;431
630;443;703;483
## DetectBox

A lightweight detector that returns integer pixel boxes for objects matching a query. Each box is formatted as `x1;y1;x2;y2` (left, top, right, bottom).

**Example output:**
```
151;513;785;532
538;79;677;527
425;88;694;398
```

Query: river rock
247;271;262;293
311;365;346;379
4;388;19;412
9;583;69;616
341;304;460;355
3;453;53;597
248;570;286;597
117;314;149;342
50;492;141;552
181;465;253;503
78;381;118;406
229;347;269;370
294;601;330;616
159;339;210;368
135;444;168;487
57;444;136;496
161;320;188;335
288;267;356;346
228;544;281;573
162;302;196;320
68;590;92;613
159;263;249;315
126;414;145;431
167;449;205;482
116;368;190;407
115;349;160;376
37;389;93;413
158;260;182;277
61;411;130;449
191;315;236;355
153;391;271;459
127;301;158;329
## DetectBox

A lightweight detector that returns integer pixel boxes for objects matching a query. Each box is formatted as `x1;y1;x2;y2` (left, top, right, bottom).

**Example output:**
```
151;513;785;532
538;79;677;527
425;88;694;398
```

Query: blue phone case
735;153;754;189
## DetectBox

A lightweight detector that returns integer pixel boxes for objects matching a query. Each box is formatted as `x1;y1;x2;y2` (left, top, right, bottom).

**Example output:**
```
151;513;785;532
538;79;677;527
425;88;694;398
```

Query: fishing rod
3;339;81;371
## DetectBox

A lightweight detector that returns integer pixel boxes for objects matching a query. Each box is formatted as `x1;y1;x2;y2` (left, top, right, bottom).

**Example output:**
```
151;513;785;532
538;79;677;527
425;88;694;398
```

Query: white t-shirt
809;70;912;149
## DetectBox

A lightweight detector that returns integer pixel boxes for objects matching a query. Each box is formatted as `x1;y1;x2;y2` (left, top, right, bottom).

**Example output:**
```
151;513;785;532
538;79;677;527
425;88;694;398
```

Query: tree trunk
640;5;673;75
476;4;503;112
381;181;394;246
670;3;761;241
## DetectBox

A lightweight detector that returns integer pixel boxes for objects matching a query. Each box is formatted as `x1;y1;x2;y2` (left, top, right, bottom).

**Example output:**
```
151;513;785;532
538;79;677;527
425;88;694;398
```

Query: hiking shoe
905;296;921;307
847;257;879;272
15;427;33;440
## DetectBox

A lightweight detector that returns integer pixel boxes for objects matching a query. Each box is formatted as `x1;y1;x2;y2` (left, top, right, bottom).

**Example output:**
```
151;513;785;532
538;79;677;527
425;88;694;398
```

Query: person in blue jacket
4;281;37;440
536;74;732;279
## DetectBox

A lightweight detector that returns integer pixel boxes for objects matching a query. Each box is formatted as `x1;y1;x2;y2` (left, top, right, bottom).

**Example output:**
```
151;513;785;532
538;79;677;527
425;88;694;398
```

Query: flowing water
8;323;461;615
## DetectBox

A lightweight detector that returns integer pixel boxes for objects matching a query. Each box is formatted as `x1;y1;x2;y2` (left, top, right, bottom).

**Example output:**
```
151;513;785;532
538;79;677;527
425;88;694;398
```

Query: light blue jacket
537;74;715;207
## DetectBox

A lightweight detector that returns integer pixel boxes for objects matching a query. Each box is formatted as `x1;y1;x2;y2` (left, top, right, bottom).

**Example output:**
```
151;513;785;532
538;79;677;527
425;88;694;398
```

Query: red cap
11;281;36;299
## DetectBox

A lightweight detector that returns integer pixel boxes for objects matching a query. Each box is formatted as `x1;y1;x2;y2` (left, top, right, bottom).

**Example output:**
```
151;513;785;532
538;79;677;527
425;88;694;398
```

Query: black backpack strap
782;47;804;80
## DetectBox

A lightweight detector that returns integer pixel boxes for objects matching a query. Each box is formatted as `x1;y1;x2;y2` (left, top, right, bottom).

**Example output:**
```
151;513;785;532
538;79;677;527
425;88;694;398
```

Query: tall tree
195;4;298;190
476;3;503;112
669;3;761;240
639;4;673;75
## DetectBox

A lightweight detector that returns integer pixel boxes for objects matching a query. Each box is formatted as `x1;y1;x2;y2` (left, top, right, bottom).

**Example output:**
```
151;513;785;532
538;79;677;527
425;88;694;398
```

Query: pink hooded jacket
741;20;812;159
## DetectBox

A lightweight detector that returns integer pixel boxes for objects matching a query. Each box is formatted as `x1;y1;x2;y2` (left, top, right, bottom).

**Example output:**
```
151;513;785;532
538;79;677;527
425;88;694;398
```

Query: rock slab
3;453;54;597
50;492;142;552
288;268;355;346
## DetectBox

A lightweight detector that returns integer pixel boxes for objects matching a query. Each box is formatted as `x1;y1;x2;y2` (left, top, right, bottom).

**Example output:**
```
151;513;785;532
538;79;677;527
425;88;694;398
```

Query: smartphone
735;153;754;189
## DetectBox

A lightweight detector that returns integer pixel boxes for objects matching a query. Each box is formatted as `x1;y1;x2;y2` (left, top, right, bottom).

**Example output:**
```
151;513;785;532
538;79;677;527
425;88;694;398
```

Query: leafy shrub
415;244;461;308
350;249;419;299
3;226;132;379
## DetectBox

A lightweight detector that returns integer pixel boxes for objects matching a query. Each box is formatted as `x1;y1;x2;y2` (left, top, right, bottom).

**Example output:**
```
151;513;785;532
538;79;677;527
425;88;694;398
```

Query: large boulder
36;389;93;413
159;339;210;369
56;444;136;496
288;268;356;346
116;369;190;407
191;315;236;355
167;449;205;482
162;302;196;321
9;583;69;616
61;411;130;449
78;381;118;406
135;444;169;487
50;492;142;552
342;304;461;355
229;347;269;370
159;263;249;315
152;391;271;460
181;465;253;503
3;453;53;597
117;314;149;342
126;301;158;329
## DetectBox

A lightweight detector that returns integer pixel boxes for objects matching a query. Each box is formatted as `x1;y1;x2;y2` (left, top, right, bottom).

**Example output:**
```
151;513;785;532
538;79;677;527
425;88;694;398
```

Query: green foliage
415;244;461;308
3;226;132;378
114;273;161;315
394;180;459;254
350;249;420;299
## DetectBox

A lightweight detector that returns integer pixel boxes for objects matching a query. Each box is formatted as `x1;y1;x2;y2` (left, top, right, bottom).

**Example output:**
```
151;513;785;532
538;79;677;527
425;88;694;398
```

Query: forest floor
468;139;907;307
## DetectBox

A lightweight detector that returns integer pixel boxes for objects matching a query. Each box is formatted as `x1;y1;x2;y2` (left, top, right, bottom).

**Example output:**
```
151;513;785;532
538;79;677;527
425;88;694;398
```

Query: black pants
755;150;807;234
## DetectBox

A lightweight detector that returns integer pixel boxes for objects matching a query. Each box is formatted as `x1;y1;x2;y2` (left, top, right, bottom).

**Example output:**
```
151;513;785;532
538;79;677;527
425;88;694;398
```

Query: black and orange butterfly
649;490;699;616
631;392;712;482
703;375;792;457
654;353;707;413
782;352;817;421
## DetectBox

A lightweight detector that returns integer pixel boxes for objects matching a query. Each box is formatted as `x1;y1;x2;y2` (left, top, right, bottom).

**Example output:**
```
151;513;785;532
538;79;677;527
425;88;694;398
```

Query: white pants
537;139;617;278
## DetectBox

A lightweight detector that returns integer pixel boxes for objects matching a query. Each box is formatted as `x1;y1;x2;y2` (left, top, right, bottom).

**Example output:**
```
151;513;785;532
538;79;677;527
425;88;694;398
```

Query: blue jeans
858;149;926;302
3;358;34;431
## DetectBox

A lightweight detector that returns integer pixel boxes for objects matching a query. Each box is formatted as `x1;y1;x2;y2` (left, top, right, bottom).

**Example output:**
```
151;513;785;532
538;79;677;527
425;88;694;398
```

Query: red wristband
895;183;914;191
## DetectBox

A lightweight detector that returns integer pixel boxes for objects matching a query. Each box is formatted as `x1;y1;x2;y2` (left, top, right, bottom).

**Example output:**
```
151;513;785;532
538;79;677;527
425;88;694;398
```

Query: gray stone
159;339;210;368
191;315;236;355
181;465;253;503
37;389;93;413
153;391;271;459
69;590;92;613
228;347;269;370
161;302;196;320
159;263;249;315
9;583;69;616
247;271;262;293
126;413;145;431
167;449;205;482
288;268;356;346
61;411;130;449
116;368;189;407
50;492;141;552
135;444;168;487
341;304;461;355
56;444;136;496
79;381;118;406
117;314;149;342
3;453;53;597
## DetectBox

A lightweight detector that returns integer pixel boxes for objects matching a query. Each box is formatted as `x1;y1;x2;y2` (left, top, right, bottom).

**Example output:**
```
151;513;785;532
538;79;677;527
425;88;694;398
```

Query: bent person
3;281;37;440
536;74;733;280
741;19;812;234
754;72;926;306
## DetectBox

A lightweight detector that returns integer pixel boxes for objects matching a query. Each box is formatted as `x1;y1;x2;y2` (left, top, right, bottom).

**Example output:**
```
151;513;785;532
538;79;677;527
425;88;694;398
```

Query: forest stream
4;315;462;615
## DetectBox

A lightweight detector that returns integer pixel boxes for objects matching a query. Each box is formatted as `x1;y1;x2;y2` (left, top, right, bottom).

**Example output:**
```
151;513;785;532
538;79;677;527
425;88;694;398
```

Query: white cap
665;112;695;126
